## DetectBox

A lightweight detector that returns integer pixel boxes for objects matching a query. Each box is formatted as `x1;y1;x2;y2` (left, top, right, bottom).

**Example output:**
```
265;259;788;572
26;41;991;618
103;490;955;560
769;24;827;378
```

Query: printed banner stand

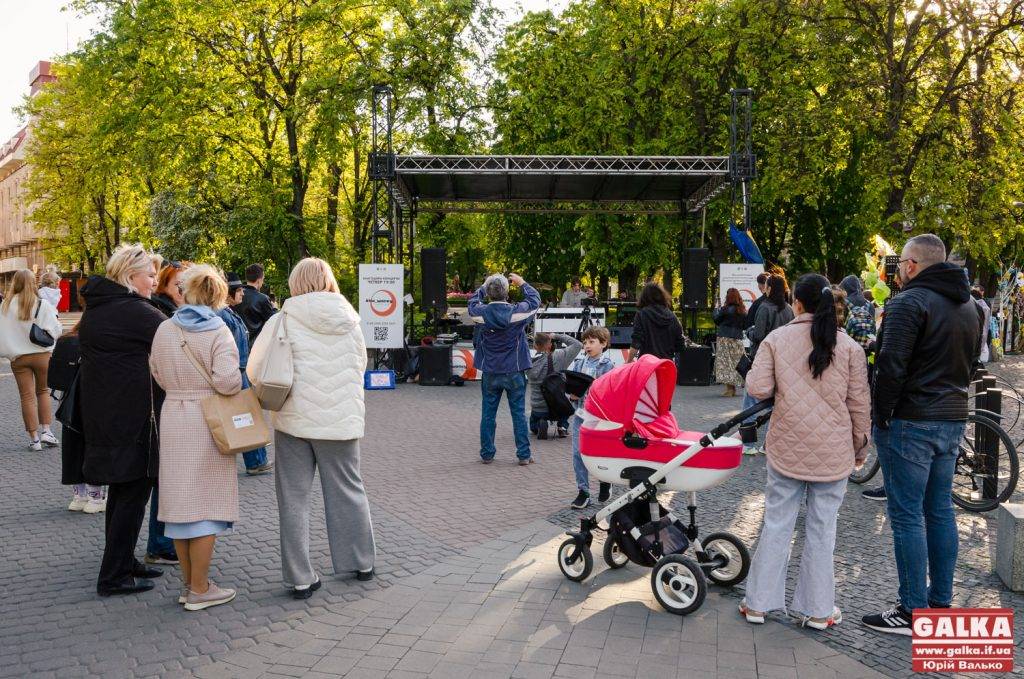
719;263;765;306
358;263;405;349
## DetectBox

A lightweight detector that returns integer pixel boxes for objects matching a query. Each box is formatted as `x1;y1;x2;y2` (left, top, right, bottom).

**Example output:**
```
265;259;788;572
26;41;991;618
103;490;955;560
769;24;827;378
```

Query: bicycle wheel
952;413;1019;513
849;442;880;484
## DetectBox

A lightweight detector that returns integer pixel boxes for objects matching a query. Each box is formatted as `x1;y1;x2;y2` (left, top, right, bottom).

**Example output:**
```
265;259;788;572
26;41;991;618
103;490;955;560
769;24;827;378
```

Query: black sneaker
538;420;548;440
862;605;913;636
570;491;591;509
862;487;887;501
597;482;611;503
557;427;569;438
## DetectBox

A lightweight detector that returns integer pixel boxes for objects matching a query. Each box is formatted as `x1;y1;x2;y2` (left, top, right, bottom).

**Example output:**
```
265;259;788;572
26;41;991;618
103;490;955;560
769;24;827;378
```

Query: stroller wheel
651;555;707;616
603;536;629;570
699;532;751;587
557;538;593;582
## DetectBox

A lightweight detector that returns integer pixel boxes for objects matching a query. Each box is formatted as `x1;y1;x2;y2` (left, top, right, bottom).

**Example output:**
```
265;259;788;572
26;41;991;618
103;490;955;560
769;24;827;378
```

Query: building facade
0;61;56;283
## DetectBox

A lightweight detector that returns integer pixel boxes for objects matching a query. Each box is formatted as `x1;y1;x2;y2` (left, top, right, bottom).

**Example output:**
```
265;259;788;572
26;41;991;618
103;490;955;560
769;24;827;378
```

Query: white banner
719;263;764;306
358;263;404;349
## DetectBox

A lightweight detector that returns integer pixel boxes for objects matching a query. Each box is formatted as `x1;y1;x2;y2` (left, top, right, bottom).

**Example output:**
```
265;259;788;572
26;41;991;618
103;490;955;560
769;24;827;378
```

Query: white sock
41;424;52;434
28;431;39;442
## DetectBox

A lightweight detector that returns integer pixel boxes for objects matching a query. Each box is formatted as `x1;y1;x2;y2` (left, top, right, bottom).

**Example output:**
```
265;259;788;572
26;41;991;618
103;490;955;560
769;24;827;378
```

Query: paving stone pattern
1;353;1021;678
195;520;889;679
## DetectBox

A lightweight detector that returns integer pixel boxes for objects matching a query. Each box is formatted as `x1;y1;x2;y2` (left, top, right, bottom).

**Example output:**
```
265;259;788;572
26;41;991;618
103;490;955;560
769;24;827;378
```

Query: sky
0;0;566;143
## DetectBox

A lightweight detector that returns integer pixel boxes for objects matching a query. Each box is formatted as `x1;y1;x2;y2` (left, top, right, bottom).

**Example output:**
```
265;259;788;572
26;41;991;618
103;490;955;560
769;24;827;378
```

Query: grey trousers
274;431;376;588
745;463;847;618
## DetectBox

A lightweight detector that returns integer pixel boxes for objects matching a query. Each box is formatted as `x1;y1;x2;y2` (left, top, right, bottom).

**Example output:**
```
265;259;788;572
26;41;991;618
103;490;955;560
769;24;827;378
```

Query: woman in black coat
628;282;685;361
78;245;168;596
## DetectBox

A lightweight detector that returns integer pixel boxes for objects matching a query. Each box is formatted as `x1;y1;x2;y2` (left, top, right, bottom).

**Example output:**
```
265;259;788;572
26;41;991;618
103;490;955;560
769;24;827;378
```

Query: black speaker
682;248;710;309
419;345;452;386
677;346;713;386
421;248;447;312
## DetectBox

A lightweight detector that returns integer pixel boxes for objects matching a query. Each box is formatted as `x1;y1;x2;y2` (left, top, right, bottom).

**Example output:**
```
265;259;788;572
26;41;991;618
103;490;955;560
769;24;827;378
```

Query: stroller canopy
584;355;679;438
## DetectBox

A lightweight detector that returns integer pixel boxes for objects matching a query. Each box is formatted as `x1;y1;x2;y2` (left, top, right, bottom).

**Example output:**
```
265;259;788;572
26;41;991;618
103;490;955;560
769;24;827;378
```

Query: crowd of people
0;230;993;634
0;247;375;610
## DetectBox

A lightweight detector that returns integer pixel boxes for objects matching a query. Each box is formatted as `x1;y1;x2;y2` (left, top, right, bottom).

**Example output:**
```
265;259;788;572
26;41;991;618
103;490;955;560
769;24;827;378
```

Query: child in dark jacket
527;332;582;439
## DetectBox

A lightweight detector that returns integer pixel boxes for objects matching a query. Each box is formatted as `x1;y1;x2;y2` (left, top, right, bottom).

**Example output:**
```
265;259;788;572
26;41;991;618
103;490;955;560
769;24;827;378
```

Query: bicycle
847;411;1019;513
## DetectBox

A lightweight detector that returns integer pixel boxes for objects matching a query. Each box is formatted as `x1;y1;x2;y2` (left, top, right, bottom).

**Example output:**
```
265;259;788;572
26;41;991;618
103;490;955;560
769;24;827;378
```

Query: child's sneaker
557;426;569;438
597;483;611;503
83;497;106;514
570;491;591;509
68;495;88;512
801;606;842;630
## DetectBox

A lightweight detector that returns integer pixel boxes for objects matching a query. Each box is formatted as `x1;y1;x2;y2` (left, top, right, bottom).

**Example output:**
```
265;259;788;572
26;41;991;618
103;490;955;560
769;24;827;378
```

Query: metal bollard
980;375;1002;501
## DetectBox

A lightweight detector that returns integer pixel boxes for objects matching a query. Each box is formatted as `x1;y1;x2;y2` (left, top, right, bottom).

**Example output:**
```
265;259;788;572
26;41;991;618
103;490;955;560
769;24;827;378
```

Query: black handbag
30;301;55;348
735;352;753;379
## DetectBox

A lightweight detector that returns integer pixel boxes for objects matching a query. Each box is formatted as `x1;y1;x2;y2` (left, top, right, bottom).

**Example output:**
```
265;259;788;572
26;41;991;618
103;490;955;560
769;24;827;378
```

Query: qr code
374;327;389;342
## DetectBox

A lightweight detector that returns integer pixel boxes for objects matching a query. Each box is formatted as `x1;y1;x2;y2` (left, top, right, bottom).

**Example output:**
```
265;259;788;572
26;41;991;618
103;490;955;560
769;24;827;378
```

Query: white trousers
745;463;847;618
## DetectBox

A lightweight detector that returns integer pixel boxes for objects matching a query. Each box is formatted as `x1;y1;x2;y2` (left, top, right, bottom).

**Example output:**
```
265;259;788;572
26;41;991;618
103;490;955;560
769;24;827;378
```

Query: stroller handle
708;398;775;440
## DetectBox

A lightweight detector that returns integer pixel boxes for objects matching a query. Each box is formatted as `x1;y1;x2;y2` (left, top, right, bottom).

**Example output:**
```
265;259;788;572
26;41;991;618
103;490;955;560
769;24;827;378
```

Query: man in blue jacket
469;273;541;465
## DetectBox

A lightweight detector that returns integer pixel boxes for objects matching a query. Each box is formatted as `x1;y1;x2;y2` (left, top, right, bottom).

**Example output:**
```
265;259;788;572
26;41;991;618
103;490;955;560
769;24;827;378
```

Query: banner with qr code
358;263;404;349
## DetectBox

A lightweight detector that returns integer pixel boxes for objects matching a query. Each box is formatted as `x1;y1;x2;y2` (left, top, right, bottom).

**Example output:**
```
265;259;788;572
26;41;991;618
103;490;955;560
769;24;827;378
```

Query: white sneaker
83;498;106;514
28;439;42;452
39;431;59;447
68;496;88;512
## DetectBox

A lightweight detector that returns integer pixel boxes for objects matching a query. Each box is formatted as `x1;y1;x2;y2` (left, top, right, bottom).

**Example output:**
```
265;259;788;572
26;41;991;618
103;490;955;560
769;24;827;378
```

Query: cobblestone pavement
194;520;888;679
1;354;1021;677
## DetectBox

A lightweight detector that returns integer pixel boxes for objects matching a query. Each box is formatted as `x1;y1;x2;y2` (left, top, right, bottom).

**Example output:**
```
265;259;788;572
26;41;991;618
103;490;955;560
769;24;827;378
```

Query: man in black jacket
863;234;982;636
236;263;277;342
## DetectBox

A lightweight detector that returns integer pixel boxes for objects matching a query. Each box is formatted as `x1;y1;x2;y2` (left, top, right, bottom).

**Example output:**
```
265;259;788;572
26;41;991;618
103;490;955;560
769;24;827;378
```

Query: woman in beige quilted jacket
740;273;871;631
247;257;374;600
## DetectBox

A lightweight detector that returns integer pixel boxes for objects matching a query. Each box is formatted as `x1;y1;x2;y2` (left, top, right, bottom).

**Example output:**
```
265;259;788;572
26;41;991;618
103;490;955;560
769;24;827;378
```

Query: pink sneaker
184;582;235;611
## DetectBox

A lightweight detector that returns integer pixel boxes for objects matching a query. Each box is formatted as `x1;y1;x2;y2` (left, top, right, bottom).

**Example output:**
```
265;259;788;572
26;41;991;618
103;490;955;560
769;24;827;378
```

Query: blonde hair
40;271;60;288
288;258;339;296
2;269;40;321
180;264;228;309
105;244;157;293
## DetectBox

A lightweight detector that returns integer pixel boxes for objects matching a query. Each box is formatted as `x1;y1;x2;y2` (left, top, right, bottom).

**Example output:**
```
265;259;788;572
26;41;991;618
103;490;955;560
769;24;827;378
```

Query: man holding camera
469;273;541;465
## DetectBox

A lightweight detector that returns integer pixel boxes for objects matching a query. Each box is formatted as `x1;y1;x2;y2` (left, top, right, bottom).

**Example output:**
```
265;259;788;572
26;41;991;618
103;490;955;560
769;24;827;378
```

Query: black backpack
540;354;576;421
47;335;81;393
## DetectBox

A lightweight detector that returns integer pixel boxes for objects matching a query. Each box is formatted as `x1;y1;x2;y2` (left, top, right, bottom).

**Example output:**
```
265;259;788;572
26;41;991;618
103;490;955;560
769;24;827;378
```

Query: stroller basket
609;500;689;568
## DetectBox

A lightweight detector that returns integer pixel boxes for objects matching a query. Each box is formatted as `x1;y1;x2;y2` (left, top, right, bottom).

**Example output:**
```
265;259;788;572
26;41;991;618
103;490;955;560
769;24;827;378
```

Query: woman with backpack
0;269;62;451
740;274;870;630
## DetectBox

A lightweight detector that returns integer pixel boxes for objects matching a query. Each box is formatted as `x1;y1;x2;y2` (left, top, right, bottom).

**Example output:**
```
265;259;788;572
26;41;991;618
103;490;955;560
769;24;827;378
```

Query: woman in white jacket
0;269;62;450
247;258;374;600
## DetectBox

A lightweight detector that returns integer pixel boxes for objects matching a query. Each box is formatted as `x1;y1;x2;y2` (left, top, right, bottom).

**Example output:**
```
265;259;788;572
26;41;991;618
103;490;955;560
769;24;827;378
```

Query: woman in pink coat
740;273;871;630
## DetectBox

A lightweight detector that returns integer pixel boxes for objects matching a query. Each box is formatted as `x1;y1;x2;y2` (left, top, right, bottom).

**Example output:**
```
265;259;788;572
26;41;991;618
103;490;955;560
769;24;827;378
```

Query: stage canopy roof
389;154;730;216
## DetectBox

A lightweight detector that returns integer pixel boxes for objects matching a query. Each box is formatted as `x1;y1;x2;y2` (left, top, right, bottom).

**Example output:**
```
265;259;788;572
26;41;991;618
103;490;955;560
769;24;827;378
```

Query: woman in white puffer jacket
247;258;374;600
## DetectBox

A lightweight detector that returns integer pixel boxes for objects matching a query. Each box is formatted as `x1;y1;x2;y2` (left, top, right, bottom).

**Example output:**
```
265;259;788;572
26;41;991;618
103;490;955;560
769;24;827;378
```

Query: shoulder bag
30;301;56;348
177;327;272;455
251;312;293;411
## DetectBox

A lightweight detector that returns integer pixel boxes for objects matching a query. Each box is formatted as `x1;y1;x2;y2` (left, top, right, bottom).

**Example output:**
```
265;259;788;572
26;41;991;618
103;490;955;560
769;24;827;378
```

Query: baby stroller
555;355;773;615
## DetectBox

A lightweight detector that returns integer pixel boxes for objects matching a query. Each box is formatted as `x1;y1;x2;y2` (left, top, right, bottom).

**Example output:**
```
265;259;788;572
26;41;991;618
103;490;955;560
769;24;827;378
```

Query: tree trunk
285;119;309;260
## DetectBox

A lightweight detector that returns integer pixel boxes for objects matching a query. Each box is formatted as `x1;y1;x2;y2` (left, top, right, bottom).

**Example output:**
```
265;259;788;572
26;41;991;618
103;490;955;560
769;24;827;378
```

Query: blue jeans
240;372;268;470
875;419;964;610
529;410;569;433
146;485;176;557
571;415;589;491
480;372;531;461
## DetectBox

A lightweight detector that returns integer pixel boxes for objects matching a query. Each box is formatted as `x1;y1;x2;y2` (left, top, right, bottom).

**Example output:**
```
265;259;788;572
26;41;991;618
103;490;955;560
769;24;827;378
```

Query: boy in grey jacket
528;332;582;439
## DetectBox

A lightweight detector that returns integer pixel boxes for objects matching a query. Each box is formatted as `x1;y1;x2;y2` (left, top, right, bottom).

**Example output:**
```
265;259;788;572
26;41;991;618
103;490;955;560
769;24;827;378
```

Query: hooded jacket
77;275;167;484
872;262;982;425
247;291;366;440
631;305;685;359
468;283;541;374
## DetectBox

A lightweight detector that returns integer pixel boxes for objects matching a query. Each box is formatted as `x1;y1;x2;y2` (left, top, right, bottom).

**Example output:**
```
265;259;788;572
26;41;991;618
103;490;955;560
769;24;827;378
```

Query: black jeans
97;477;153;592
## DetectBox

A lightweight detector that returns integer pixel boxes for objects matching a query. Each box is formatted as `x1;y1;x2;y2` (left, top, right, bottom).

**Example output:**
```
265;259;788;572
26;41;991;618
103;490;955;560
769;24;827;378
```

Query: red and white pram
556;355;774;615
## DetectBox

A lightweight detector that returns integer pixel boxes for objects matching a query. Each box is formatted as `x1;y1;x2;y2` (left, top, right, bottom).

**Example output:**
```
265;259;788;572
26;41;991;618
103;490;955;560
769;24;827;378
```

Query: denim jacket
570;352;615;416
217;306;250;370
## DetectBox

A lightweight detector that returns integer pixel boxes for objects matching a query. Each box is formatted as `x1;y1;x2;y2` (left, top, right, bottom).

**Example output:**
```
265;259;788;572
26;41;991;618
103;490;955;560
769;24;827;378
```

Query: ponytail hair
793;273;837;379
